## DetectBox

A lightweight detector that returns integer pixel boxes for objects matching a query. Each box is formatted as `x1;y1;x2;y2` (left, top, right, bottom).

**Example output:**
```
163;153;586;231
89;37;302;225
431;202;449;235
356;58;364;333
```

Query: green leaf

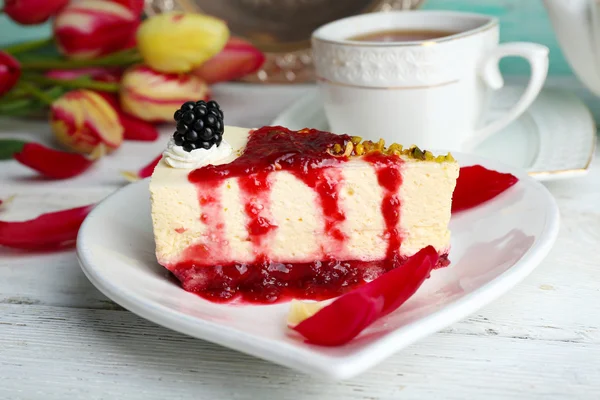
0;139;28;160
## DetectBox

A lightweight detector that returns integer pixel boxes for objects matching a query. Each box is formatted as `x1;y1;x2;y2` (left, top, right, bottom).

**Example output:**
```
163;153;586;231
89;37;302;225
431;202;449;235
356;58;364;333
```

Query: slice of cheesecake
150;125;458;303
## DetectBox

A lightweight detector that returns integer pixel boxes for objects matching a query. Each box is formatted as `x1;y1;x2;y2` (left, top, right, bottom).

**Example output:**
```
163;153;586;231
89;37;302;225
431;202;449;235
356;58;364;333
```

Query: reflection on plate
271;86;596;180
77;153;559;380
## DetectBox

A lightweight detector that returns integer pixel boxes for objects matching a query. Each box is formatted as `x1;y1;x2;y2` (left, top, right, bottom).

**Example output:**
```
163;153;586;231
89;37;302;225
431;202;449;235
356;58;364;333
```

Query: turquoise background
0;0;571;76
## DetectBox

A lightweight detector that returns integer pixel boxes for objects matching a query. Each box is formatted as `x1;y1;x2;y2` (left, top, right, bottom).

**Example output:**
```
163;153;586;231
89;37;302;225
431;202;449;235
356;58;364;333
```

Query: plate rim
76;155;560;380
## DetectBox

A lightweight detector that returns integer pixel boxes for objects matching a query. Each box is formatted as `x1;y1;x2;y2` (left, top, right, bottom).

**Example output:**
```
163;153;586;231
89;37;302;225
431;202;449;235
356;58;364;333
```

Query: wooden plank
0;304;598;399
0;305;600;399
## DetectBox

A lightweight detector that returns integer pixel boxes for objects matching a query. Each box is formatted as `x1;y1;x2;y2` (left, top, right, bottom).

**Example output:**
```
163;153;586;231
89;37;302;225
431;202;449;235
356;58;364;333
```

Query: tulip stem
2;38;54;55
22;73;121;92
19;49;142;70
18;82;55;105
0;98;34;114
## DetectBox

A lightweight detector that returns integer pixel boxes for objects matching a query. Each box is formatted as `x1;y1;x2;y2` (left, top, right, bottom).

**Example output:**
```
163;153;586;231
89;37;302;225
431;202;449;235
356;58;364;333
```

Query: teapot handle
463;43;549;151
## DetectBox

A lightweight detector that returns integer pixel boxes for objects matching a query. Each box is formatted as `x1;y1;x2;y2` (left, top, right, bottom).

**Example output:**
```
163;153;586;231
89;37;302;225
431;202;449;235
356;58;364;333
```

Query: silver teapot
544;0;600;95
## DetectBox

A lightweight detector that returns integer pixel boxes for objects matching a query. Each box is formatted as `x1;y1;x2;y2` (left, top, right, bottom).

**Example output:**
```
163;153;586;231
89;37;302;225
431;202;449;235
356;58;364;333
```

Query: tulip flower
53;0;139;60
0;51;21;96
51;90;124;154
136;12;229;73
4;0;69;25
193;37;266;84
120;65;209;122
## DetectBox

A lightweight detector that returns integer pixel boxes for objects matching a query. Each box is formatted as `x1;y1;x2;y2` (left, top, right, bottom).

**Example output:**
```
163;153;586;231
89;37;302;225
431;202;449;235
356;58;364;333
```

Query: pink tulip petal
5;0;69;25
0;51;21;96
120;115;159;141
139;154;162;178
14;143;95;179
0;204;93;249
98;92;159;141
452;165;519;213
193;37;266;84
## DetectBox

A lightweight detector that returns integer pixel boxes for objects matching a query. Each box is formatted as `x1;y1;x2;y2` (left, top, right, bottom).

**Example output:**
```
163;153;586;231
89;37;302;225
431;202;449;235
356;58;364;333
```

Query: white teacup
311;11;549;152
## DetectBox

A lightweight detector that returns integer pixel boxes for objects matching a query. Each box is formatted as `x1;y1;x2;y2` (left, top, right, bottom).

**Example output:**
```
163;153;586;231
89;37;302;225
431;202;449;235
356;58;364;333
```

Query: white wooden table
1;81;599;399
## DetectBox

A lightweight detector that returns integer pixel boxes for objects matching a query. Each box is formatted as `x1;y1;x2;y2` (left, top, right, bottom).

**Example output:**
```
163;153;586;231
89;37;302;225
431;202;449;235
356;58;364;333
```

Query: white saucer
77;153;559;380
271;86;596;181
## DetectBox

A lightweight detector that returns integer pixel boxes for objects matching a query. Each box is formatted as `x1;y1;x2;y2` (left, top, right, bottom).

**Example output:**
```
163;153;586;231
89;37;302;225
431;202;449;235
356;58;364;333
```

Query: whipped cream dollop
163;138;233;169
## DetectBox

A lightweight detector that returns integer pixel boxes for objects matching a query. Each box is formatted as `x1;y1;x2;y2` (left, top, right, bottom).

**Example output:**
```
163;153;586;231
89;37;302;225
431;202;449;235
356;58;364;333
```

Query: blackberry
173;100;224;152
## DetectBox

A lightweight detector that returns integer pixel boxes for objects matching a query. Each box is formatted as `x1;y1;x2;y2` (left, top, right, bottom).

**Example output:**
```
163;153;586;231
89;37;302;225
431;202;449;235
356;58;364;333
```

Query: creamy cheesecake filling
150;126;458;303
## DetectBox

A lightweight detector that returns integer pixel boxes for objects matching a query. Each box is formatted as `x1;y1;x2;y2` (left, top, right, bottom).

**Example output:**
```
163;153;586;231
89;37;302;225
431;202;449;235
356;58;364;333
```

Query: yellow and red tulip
120;65;209;122
193;37;266;84
136;12;229;73
4;0;69;25
53;0;139;59
0;51;21;96
51;90;124;154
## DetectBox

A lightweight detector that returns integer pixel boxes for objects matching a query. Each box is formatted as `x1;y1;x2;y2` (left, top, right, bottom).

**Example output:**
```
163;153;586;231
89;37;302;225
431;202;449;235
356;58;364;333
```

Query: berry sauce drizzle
175;126;446;303
364;152;403;266
296;168;347;247
238;172;276;240
179;181;230;265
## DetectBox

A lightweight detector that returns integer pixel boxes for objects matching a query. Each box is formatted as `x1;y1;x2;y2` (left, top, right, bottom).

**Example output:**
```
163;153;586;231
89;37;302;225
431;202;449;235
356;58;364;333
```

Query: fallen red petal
139;154;162;178
120;113;159;141
0;51;21;96
193;37;266;84
14;143;94;179
292;246;439;346
0;204;93;249
120;154;162;182
452;165;519;213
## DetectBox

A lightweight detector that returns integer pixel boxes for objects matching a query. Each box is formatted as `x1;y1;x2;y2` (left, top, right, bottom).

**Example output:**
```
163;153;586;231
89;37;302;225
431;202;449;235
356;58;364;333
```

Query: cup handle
464;42;549;151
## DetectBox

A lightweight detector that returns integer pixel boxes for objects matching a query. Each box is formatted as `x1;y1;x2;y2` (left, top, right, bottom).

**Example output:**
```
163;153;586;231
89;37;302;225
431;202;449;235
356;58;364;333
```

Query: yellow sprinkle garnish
350;136;362;145
343;141;354;156
355;143;364;155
